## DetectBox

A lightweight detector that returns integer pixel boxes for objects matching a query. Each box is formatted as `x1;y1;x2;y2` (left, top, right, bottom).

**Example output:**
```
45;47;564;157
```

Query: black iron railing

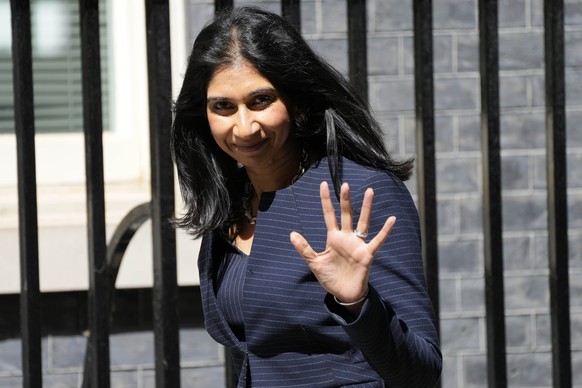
11;1;42;387
545;1;571;387
412;0;440;352
79;0;110;387
478;1;507;386
7;0;571;387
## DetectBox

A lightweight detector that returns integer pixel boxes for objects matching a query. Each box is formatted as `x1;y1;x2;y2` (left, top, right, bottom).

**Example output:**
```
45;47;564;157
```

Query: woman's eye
251;95;275;108
211;101;234;112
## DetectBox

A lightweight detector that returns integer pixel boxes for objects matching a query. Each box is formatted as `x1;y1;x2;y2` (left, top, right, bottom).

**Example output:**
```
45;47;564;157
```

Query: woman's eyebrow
247;87;277;96
207;87;278;102
206;96;228;103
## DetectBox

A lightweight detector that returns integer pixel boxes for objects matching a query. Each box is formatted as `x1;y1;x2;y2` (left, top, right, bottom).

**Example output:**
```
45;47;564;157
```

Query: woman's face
206;62;295;169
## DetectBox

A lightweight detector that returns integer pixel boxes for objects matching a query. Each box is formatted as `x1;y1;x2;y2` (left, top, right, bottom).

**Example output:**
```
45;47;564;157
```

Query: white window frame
0;0;196;293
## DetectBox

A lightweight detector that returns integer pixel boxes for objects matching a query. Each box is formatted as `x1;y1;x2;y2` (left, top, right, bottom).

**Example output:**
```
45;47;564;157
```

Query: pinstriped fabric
198;157;442;387
216;251;248;341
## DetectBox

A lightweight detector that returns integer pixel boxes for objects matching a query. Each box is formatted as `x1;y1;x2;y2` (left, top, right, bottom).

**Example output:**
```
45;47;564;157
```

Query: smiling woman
206;62;296;177
205;62;301;256
171;6;442;388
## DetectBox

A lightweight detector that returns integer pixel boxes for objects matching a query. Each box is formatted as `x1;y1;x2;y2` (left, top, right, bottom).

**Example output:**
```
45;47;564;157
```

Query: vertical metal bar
281;0;301;31
544;0;571;386
79;0;110;387
144;1;180;387
214;0;233;13
10;0;42;387
347;0;368;102
478;1;507;386
412;2;440;378
214;3;232;385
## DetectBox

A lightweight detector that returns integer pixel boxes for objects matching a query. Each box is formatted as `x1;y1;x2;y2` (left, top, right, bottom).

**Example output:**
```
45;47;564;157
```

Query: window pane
0;0;109;134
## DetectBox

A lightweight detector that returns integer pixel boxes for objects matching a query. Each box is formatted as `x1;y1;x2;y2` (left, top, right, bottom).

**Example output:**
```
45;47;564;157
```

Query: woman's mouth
233;139;268;153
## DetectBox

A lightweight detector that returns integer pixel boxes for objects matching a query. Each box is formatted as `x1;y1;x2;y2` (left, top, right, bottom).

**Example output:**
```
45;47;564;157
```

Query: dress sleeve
324;170;442;387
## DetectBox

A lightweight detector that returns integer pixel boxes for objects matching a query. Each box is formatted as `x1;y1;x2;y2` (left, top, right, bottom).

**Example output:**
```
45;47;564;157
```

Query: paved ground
0;328;225;387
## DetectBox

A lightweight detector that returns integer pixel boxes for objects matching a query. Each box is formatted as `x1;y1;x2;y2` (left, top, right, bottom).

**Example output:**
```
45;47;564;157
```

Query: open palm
290;181;396;304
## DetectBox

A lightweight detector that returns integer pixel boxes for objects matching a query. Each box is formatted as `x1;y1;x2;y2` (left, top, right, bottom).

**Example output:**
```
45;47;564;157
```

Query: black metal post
347;0;368;102
79;0;110;387
10;0;42;386
215;4;233;385
544;1;571;387
478;1;507;386
281;0;301;31
144;1;180;387
215;0;233;13
412;2;440;376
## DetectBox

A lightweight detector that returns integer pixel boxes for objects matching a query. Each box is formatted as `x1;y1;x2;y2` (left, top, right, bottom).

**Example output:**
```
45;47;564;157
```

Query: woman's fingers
320;181;375;237
354;188;374;239
367;216;396;254
290;231;317;260
318;181;394;254
320;181;338;231
339;183;353;233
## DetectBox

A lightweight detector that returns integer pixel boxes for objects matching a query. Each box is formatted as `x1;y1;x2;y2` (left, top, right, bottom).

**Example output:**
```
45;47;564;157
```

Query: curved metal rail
82;202;152;388
105;202;152;295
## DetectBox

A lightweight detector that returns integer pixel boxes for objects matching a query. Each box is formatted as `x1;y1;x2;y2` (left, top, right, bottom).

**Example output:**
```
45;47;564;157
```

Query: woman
172;7;441;387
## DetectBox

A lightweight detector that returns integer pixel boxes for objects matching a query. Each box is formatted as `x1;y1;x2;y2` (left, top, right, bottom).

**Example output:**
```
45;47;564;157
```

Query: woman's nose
234;108;260;137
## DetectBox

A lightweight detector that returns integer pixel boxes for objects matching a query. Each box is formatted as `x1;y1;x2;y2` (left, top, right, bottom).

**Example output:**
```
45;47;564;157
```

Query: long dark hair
171;7;413;238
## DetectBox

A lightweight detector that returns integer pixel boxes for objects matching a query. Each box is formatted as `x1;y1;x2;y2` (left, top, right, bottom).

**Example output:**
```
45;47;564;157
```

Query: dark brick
440;317;482;351
439;239;481;274
501;155;530;191
439;278;458;314
569;194;582;228
568;111;582;147
436;156;480;194
457;33;479;73
368;37;399;76
308;38;348;75
504;275;549;309
503;236;532;270
463;354;488;386
459;197;483;234
433;0;476;29
370;79;415;112
299;1;317;35
50;335;86;369
499;31;544;71
458;115;480;152
44;372;80;388
460;276;485;313
500;76;528;109
507;353;552;387
375;0;413;31
437;198;458;235
502;194;548;232
566;31;582;67
321;0;346;33
435;115;456;153
499;0;527;28
505;315;531;347
566;0;582;25
435;77;479;110
566;69;582;105
500;112;546;150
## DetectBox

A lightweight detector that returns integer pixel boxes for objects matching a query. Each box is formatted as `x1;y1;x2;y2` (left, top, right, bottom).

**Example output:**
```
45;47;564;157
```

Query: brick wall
185;0;582;386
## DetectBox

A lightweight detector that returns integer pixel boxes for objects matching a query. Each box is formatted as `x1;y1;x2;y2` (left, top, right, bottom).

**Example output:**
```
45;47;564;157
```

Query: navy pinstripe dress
198;157;442;387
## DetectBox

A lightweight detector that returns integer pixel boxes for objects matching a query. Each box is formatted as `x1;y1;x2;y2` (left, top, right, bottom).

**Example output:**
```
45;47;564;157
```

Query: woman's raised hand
290;181;396;310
